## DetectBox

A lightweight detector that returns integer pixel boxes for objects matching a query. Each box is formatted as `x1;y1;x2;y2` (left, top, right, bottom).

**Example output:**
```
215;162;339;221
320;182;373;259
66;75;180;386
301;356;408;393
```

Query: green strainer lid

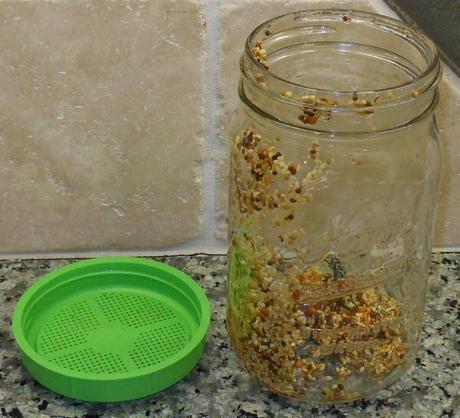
12;257;211;402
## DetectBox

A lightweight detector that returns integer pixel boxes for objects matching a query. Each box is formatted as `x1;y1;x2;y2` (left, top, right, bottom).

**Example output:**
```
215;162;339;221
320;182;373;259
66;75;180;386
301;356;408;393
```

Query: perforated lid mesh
36;291;190;375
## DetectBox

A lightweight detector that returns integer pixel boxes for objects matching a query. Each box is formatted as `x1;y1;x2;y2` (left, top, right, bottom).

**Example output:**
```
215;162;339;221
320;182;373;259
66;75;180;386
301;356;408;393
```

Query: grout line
0;249;227;260
179;0;226;254
367;0;400;18
433;246;460;253
201;0;223;246
0;247;458;261
153;0;227;256
202;0;221;238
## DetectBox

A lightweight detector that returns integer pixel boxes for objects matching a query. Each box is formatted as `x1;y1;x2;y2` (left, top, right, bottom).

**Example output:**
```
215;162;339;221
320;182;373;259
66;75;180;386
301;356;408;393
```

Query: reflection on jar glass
227;9;441;402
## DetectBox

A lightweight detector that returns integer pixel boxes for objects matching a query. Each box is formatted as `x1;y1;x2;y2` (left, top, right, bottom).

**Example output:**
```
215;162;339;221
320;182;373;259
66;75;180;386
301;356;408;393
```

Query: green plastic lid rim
12;257;211;382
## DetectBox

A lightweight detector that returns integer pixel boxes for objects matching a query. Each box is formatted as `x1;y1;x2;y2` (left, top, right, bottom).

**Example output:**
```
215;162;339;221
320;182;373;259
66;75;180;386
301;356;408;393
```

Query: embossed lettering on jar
227;10;441;402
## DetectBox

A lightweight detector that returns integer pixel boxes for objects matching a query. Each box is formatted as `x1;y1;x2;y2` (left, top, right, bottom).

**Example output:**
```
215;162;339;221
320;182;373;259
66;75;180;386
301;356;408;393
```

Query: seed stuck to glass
252;40;269;69
229;127;408;401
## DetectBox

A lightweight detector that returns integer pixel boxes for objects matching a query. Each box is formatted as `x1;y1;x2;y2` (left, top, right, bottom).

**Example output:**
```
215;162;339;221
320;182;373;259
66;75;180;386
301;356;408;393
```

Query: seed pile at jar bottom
228;128;408;401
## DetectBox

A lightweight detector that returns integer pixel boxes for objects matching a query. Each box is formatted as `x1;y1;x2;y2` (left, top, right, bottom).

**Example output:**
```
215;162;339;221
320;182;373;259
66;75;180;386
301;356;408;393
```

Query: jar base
228;321;415;403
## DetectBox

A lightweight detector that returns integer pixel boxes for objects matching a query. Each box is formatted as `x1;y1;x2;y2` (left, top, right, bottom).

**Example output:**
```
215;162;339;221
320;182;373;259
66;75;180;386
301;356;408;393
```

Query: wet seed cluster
252;40;269;69
228;129;408;401
233;129;332;224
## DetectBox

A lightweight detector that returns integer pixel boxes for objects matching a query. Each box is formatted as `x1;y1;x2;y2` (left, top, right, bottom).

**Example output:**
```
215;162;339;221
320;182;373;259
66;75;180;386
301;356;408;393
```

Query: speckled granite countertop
0;254;459;418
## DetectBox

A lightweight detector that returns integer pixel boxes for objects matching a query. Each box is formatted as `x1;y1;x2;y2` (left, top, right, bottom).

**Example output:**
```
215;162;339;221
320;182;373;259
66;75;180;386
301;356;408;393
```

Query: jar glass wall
227;10;441;402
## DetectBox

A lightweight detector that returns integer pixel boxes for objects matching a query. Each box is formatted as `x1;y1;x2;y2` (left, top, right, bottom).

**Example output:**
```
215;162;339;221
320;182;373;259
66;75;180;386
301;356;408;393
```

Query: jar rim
238;79;440;138
244;9;441;107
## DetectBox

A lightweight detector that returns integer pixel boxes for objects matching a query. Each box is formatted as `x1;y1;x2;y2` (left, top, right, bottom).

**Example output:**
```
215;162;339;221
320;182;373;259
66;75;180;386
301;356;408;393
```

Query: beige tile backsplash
0;0;205;255
0;0;458;256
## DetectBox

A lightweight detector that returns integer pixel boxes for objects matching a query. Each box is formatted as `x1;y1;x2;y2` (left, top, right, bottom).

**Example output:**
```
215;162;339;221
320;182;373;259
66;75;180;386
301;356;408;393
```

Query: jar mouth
239;79;440;138
243;9;441;112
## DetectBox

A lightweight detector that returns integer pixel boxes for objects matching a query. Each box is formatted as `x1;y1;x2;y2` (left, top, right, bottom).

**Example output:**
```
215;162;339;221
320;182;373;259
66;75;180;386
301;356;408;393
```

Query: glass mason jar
227;10;441;402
